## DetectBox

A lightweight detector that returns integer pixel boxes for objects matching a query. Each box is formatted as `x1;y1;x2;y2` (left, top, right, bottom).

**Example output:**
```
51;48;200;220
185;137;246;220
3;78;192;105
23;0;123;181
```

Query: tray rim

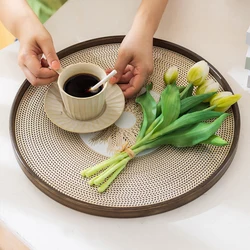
9;36;240;218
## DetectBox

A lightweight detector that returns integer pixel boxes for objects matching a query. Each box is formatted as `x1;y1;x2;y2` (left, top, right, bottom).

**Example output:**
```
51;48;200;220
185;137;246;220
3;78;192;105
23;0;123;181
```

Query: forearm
0;0;42;39
131;0;168;37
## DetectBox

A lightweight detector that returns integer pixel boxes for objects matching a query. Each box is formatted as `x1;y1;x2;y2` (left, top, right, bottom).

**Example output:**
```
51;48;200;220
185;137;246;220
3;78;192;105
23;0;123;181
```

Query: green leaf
146;113;229;148
201;134;228;146
180;92;216;115
150;109;227;140
135;83;157;142
187;102;210;113
156;99;162;117
153;83;180;133
178;86;186;93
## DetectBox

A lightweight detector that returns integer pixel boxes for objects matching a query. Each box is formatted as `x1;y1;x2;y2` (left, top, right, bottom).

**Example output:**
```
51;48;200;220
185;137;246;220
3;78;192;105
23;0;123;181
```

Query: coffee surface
63;73;102;97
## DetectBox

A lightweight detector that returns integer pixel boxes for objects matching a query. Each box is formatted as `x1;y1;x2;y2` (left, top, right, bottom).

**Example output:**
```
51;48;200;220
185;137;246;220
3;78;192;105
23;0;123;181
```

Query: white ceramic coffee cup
57;63;107;121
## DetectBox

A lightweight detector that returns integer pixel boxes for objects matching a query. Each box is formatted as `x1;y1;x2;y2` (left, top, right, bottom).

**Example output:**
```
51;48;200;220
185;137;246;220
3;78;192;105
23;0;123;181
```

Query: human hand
18;25;60;86
108;29;154;98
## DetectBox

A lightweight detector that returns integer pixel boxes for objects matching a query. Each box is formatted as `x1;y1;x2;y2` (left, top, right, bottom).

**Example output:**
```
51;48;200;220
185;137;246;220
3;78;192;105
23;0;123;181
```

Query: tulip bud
187;60;209;86
163;66;178;85
210;91;241;112
196;79;220;102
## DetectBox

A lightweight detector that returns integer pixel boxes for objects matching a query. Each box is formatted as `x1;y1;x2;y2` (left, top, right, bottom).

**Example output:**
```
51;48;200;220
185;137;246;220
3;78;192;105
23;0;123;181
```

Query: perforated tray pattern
11;37;239;217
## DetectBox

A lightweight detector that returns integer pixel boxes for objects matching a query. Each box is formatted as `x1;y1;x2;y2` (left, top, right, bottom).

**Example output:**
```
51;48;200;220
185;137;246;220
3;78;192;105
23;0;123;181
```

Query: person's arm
0;0;38;38
131;0;169;37
0;0;60;86
110;0;168;98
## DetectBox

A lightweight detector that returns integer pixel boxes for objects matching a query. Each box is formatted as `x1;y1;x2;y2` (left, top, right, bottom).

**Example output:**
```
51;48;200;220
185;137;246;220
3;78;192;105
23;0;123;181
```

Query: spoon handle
90;70;117;91
50;67;63;75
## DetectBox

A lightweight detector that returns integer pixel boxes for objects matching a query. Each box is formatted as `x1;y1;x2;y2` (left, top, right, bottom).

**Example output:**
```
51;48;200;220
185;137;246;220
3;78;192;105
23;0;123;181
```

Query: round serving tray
10;36;240;218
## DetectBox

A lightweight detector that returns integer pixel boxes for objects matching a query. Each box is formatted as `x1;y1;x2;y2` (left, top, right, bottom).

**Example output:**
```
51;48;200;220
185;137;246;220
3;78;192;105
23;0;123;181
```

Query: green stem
81;167;92;177
93;143;152;186
84;152;128;177
88;175;100;186
132;131;155;150
204;105;216;111
145;114;163;136
97;163;128;193
94;158;130;185
130;143;157;155
87;142;157;192
180;83;193;100
133;114;166;149
136;114;162;144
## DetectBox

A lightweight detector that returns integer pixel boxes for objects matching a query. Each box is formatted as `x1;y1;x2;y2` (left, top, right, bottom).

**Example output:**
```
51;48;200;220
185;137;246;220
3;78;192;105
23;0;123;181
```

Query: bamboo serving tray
10;36;240;218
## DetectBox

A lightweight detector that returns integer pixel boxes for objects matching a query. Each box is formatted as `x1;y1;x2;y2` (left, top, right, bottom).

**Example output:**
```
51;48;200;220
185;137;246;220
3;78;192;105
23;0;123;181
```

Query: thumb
110;51;131;84
39;37;61;70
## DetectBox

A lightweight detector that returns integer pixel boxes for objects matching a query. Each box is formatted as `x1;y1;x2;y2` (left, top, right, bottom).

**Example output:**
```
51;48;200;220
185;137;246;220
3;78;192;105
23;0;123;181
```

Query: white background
1;0;250;249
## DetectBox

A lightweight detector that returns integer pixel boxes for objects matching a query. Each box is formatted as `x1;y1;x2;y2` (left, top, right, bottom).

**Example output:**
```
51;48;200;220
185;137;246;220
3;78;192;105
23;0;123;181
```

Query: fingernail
109;77;117;84
51;60;60;70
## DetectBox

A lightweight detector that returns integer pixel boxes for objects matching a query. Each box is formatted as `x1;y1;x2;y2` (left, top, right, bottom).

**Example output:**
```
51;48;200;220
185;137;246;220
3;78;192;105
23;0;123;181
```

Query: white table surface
1;0;250;249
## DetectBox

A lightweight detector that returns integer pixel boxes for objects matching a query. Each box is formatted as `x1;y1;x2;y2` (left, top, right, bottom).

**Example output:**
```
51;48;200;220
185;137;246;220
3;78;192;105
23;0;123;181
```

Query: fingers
109;50;132;84
118;70;134;83
109;62;152;98
120;73;147;98
24;54;57;79
21;65;58;86
108;65;134;84
106;65;132;75
108;61;153;98
38;36;61;71
18;35;60;86
21;56;58;86
41;58;49;67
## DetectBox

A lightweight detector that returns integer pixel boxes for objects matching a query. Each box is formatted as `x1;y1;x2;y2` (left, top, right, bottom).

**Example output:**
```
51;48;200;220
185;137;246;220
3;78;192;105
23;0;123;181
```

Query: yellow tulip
187;60;209;86
163;66;178;85
210;91;241;112
196;79;219;102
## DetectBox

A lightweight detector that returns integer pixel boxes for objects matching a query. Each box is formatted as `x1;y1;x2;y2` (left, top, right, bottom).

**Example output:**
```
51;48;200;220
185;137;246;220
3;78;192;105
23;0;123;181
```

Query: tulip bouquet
187;61;241;112
81;60;241;193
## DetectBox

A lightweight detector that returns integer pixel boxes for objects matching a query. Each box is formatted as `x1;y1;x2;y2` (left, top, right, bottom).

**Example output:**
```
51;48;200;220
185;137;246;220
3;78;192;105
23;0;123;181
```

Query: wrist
131;0;168;37
14;11;42;40
131;10;156;38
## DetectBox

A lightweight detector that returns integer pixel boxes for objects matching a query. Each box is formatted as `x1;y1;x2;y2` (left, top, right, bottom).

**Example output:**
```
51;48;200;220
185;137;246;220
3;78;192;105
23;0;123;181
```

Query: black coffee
63;73;102;97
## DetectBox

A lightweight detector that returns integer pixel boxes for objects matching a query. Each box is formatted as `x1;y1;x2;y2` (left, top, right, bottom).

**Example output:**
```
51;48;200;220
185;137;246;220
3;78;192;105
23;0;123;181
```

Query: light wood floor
0;220;30;250
0;21;15;49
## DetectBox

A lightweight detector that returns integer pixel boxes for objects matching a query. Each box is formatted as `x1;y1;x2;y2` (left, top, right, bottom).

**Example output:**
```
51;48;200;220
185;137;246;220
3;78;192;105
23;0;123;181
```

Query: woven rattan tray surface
10;36;240;218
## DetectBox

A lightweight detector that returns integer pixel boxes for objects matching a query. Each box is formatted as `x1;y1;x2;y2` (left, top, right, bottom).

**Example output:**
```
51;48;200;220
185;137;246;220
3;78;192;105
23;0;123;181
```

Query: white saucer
44;83;125;133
